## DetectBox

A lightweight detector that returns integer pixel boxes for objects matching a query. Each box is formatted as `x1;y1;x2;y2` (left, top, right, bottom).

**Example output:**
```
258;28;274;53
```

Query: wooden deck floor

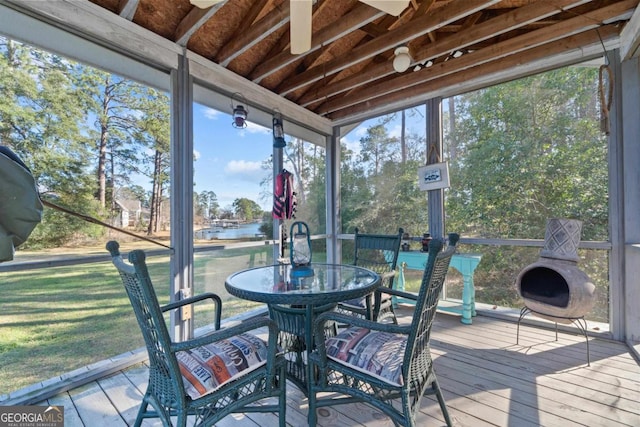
36;309;640;426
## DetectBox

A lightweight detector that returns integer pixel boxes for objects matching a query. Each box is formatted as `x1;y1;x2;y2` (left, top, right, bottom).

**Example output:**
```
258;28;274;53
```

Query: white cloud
203;107;220;120
225;159;261;173
340;135;360;153
354;125;368;138
341;125;367;153
388;124;402;139
226;121;271;138
242;121;270;135
224;160;265;181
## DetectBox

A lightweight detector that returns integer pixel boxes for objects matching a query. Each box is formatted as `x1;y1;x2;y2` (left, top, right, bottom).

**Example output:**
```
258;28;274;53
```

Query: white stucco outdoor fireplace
515;218;596;365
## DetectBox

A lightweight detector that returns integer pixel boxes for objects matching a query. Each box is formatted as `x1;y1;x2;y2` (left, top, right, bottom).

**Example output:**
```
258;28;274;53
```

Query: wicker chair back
106;241;286;427
309;233;459;427
338;227;403;322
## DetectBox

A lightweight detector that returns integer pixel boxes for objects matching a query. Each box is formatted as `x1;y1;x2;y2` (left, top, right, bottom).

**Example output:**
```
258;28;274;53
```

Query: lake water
197;223;264;240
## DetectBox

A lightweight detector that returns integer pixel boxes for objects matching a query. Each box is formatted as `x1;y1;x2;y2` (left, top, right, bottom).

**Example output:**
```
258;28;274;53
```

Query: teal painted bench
395;251;482;324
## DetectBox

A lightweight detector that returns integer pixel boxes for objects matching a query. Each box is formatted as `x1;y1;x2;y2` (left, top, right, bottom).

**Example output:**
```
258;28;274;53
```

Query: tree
338;122;430;235
219;207;234;220
195;190;219;222
232;198;262;221
358;124;398;175
131;89;171;235
444;67;608;240
0;37;100;247
120;184;149;209
76;69;147;210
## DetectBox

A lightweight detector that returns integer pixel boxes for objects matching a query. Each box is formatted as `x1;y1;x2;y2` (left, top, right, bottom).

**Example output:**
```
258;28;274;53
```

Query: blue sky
193;104;274;210
191;103;426;211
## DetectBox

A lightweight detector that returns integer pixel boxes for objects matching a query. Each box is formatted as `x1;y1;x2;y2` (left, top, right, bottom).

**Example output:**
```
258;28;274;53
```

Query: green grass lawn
0;249;266;396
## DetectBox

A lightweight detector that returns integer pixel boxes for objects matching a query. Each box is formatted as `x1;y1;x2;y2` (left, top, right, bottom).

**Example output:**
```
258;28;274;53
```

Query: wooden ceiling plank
416;0;436;15
224;0;273;58
359;20;391;38
330;25;620;123
292;2;419;104
414;0;591;61
318;0;634;115
276;0;503;96
299;0;587;107
419;0;441;44
250;3;386;82
298;61;392;106
216;1;290;66
118;0;139;21
462;11;484;28
174;1;227;46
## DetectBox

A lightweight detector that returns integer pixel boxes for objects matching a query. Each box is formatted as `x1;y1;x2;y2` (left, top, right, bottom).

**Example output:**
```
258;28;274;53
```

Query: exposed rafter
276;0;503;96
250;3;386;83
8;0;638;126
174;1;226;46
320;0;636;117
331;25;620;123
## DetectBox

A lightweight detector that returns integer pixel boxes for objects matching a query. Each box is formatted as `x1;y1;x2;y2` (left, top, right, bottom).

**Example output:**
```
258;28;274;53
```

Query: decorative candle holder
290;221;314;277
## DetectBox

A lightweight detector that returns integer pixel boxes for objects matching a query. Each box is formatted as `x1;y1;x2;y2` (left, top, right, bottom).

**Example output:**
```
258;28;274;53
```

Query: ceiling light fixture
190;0;224;9
393;46;412;73
230;92;248;129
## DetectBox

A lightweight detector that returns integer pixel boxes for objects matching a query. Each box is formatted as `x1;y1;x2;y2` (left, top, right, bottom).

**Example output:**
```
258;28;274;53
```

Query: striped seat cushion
325;326;406;386
176;333;268;399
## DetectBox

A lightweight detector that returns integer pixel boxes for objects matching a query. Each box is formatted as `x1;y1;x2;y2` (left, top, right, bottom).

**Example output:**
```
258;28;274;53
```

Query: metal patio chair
337;227;404;323
106;241;286;427
309;234;459;427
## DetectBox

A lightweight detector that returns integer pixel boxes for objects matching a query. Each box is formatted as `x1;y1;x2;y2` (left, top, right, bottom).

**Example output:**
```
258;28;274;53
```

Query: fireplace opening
519;267;569;308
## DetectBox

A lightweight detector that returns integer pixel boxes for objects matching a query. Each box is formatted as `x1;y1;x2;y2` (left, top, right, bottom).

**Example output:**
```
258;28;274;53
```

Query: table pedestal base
268;303;337;395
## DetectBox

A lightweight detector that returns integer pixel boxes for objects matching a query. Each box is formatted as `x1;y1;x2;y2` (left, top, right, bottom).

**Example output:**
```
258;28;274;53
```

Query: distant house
114;198;142;228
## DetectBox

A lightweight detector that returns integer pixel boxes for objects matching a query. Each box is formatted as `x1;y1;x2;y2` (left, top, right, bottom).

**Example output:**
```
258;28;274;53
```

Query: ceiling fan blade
290;0;312;54
359;0;409;16
190;0;225;9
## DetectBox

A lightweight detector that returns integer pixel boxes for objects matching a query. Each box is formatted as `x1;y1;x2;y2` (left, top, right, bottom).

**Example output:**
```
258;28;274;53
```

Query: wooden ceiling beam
254;0;330;74
216;1;290;66
414;0;592;60
214;0;271;64
330;25;620;122
318;0;634;115
276;0;503;96
462;11;484;28
298;0;587;107
285;2;420;104
288;1;419;103
174;1;227;46
249;4;385;83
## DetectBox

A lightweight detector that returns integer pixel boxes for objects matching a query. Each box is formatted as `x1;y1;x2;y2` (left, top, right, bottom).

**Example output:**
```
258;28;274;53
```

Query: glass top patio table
225;263;381;306
225;263;380;395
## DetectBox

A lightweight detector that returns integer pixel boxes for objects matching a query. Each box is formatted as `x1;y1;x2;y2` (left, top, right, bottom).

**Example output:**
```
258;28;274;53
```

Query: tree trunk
97;76;112;209
448;96;457;161
147;150;162;235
